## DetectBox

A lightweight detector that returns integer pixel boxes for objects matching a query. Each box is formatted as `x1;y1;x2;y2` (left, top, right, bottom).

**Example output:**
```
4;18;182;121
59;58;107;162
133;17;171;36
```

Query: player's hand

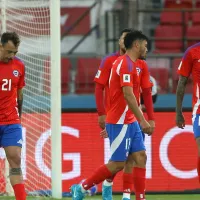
148;120;155;136
140;119;152;135
176;113;185;129
98;115;106;129
100;128;108;138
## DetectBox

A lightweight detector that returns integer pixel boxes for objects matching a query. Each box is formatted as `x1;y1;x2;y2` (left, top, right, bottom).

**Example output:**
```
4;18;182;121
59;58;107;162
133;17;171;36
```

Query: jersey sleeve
119;59;134;87
94;56;113;86
177;49;193;77
140;62;153;89
18;63;26;89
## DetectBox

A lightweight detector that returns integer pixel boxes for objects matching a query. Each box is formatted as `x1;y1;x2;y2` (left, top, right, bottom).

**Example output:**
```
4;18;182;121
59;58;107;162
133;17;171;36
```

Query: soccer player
0;32;26;200
94;29;155;200
94;28;134;130
176;42;200;185
71;31;152;200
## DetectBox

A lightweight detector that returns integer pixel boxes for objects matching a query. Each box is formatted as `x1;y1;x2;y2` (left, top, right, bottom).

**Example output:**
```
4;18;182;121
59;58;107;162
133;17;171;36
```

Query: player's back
106;55;138;124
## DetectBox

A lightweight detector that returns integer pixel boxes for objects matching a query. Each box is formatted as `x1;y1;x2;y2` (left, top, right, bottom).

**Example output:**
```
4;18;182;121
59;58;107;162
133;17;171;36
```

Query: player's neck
119;49;125;55
126;51;138;62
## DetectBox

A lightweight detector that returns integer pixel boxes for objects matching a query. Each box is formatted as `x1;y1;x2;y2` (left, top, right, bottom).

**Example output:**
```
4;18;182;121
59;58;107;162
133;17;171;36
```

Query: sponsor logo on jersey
123;74;130;83
13;70;19;77
95;70;101;78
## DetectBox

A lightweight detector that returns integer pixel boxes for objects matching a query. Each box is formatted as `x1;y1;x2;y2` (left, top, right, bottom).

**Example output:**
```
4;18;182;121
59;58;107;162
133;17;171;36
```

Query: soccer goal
0;0;61;198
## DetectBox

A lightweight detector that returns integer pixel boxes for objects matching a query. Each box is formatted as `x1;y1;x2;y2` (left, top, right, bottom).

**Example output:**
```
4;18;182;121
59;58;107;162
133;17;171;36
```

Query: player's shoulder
136;59;147;69
184;42;200;58
117;55;135;72
13;57;25;68
100;52;119;67
102;52;119;62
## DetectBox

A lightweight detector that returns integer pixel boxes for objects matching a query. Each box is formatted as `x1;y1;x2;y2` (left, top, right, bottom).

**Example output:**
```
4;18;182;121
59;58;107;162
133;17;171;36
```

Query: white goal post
0;0;61;198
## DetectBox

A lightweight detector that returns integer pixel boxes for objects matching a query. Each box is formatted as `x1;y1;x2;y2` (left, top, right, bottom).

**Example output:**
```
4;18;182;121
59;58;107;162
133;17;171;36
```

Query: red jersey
106;55;139;124
94;52;120;113
134;60;153;105
178;43;200;115
0;57;25;125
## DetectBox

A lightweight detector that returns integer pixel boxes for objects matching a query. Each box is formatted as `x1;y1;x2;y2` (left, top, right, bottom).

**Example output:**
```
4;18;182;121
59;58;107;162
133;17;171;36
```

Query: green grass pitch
1;194;200;199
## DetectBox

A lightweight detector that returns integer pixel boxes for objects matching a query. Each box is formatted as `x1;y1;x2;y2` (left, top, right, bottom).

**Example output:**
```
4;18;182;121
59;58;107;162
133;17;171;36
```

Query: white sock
122;193;130;199
103;180;113;186
80;184;87;193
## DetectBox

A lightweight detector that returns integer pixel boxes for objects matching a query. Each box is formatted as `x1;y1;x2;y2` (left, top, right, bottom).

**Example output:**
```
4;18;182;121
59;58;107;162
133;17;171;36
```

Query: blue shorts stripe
110;124;128;158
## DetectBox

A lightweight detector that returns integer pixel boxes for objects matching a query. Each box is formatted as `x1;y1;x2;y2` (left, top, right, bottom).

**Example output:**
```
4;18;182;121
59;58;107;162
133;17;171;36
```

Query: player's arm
140;63;155;133
123;86;145;122
122;86;151;134
17;88;23;119
95;82;106;129
17;63;26;119
94;57;112;129
120;60;151;134
176;75;188;128
176;50;192;129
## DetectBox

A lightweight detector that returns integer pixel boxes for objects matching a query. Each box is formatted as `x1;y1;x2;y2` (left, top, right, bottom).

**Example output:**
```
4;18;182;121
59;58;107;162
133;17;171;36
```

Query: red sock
82;165;112;190
13;184;26;200
133;167;146;200
123;173;132;193
197;157;200;183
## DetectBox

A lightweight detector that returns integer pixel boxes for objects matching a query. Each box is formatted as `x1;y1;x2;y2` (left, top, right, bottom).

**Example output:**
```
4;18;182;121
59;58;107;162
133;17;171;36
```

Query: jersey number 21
1;79;12;91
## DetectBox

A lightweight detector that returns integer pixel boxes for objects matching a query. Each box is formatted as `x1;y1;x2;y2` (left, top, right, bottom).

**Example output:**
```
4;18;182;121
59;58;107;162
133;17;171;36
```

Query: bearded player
71;31;153;200
94;29;155;200
0;32;26;200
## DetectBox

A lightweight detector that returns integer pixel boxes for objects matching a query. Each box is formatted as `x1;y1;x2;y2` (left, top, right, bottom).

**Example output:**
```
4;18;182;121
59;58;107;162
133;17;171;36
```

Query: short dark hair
124;30;148;49
1;32;20;47
120;28;135;37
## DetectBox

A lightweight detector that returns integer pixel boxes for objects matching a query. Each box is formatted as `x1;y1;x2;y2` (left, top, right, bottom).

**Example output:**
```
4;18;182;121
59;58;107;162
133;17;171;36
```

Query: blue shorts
193;114;200;138
139;125;145;141
0;124;23;148
106;122;146;162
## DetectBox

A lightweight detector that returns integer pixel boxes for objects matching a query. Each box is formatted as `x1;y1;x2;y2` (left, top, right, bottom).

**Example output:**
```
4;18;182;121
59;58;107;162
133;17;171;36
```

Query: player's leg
129;122;146;200
2;124;26;200
102;169;116;200
71;124;130;200
122;129;145;200
122;155;134;200
196;137;200;184
193;114;200;184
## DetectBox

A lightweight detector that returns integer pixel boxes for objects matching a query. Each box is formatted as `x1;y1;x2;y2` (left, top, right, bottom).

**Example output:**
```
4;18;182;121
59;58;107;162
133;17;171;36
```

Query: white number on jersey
2;79;12;91
125;138;131;150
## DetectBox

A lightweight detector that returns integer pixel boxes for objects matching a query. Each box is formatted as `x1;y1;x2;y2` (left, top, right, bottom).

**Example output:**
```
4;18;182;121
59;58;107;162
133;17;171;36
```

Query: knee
111;162;125;173
134;151;147;167
7;153;21;168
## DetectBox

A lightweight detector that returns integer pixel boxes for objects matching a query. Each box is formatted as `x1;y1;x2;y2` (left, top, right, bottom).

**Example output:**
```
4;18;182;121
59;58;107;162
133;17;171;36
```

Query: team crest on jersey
136;67;141;76
13;70;19;77
95;70;101;78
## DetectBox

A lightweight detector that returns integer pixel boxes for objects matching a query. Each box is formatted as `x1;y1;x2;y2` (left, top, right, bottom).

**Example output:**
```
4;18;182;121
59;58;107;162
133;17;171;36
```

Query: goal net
0;0;56;197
